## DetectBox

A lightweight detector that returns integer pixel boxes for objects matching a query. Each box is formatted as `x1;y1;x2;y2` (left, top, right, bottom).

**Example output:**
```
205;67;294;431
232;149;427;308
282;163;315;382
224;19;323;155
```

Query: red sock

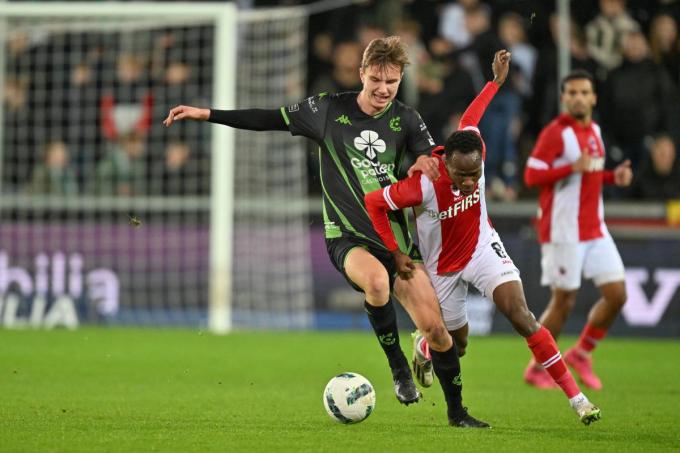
576;323;608;353
526;326;580;398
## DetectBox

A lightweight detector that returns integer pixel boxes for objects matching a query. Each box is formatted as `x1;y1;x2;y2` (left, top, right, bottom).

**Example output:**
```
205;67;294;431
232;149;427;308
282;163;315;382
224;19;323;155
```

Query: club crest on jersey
354;130;386;160
428;188;481;220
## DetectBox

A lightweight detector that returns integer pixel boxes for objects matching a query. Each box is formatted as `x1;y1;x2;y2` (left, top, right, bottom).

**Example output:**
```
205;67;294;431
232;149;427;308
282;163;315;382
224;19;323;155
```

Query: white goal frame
0;2;237;333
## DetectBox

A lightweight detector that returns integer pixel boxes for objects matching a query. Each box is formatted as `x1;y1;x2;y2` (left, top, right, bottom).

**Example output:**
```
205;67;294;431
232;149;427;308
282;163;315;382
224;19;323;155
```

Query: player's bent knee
361;273;390;301
602;281;627;309
612;288;627;308
421;323;451;351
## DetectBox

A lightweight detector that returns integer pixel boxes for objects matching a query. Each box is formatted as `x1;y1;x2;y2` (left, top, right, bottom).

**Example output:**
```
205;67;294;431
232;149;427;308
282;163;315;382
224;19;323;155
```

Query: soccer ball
323;372;376;424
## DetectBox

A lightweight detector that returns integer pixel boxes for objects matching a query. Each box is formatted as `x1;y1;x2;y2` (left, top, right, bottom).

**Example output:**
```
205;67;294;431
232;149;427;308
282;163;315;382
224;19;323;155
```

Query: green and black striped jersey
280;92;435;252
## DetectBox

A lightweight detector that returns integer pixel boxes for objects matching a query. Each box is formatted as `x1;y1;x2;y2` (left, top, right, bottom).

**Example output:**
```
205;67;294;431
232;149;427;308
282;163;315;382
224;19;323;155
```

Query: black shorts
325;236;423;293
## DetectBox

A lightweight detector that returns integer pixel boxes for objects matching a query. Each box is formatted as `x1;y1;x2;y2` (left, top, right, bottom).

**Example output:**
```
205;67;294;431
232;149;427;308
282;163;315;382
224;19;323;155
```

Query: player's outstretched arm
459;49;511;129
164;106;288;131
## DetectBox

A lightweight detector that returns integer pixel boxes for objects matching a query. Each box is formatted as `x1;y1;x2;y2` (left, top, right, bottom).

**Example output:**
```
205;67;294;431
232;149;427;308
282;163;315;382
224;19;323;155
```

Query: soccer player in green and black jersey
165;37;484;426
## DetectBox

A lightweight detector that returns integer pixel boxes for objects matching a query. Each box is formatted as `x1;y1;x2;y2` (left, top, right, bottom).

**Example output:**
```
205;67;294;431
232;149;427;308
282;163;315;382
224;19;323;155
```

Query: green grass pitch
1;328;679;452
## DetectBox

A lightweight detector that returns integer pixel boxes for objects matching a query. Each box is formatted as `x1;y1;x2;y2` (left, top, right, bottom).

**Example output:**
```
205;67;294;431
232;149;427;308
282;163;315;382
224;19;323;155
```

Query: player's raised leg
395;264;489;427
565;280;626;390
492;280;601;425
344;248;419;405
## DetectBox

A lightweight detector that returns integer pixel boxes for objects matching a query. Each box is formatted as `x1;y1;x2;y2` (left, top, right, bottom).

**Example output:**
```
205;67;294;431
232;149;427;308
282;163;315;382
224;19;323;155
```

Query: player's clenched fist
613;159;633;187
492;49;511;86
391;250;416;280
163;105;210;127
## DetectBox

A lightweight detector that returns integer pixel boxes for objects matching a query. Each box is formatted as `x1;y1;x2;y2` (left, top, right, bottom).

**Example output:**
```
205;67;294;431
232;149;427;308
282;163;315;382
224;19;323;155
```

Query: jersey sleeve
458;81;498;160
459;81;498;130
603;170;615;185
405;109;436;157
524;124;573;187
364;174;426;252
280;93;331;141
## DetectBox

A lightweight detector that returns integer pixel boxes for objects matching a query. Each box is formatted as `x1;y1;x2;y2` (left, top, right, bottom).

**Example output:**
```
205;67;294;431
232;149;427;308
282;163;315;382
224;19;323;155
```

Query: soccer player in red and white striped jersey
365;51;601;425
523;70;633;391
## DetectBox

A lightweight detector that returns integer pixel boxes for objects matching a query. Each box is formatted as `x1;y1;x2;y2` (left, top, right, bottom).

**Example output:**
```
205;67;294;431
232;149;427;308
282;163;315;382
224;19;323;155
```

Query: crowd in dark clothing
305;0;680;201
3;0;680;201
3;26;212;196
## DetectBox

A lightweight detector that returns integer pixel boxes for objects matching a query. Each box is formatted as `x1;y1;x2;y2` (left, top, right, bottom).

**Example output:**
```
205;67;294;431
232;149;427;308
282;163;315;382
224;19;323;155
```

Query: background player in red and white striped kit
365;50;601;426
523;71;633;391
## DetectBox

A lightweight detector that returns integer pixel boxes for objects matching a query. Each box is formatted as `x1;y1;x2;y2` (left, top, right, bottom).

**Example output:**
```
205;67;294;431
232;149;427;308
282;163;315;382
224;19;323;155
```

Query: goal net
0;3;312;331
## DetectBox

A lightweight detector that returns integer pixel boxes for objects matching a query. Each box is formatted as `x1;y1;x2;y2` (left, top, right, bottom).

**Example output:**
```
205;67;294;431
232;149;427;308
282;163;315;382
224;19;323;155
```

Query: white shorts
540;233;625;290
429;231;521;331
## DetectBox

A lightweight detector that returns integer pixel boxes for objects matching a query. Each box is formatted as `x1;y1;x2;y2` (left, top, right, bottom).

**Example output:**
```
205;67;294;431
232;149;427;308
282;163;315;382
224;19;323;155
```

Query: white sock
569;392;588;409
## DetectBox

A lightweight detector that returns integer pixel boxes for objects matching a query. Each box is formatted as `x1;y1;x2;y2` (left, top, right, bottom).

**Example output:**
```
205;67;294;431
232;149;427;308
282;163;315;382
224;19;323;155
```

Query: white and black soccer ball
323;372;376;424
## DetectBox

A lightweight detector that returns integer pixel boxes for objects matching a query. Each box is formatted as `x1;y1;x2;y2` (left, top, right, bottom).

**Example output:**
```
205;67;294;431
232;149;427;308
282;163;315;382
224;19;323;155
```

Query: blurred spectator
4;32;35;191
67;58;102;189
310;41;363;95
498;12;537;98
392;19;427;107
449;5;519;199
457;4;502;89
26;141;78;195
93;132;147;196
100;53;153;142
631;134;680;199
418;37;476;145
308;32;334;91
586;0;639;72
530;15;599;133
649;13;680;88
601;30;677;167
356;23;387;50
154;140;206;196
403;0;441;45
4;76;28;112
439;0;485;49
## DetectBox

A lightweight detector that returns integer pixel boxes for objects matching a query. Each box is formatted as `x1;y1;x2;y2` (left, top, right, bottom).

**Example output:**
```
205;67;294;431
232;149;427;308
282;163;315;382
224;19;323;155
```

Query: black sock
431;343;465;419
364;299;406;369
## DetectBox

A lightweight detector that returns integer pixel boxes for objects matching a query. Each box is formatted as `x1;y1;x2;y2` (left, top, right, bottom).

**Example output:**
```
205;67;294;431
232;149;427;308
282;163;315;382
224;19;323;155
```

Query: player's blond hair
361;36;410;73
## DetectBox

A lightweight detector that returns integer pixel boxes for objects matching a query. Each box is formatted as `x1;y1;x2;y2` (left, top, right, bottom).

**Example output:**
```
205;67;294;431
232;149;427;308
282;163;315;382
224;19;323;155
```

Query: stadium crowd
3;21;213;196
305;0;680;201
2;0;680;200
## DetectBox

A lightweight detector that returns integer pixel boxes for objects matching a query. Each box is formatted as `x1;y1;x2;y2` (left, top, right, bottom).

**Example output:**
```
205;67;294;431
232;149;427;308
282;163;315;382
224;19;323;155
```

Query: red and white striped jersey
524;114;615;244
365;82;498;275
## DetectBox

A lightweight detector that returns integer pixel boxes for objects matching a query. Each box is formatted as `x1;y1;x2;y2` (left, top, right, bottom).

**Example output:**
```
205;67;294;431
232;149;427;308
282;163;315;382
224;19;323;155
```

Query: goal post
208;6;237;334
0;2;312;333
